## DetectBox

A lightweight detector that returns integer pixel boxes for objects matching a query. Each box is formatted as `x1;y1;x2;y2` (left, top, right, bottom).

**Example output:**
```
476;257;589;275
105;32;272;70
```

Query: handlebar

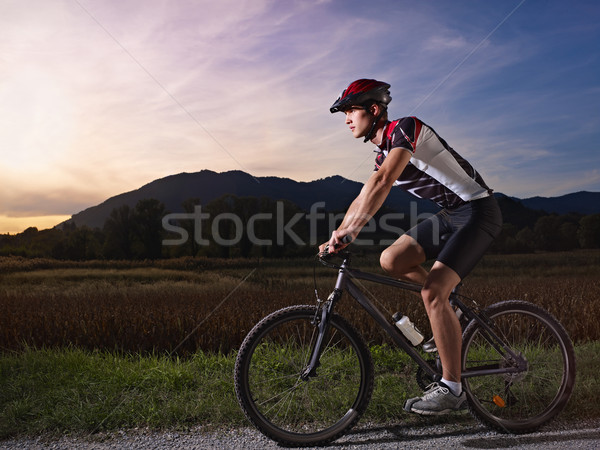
318;235;352;265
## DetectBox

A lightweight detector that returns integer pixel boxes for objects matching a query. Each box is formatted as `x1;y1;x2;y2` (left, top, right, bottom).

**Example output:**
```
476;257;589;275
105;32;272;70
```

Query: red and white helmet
330;79;391;113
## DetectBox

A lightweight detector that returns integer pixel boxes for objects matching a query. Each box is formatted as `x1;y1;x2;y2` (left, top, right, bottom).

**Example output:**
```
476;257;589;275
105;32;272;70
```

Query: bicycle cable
312;253;323;305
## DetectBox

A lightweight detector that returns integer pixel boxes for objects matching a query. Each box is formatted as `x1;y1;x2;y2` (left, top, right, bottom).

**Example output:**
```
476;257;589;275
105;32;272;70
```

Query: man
319;79;502;415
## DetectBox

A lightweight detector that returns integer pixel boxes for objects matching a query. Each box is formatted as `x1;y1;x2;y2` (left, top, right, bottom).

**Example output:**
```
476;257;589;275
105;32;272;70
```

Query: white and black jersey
375;117;492;210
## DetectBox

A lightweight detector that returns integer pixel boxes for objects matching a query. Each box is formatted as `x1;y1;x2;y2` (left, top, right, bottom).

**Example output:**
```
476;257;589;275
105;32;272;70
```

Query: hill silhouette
519;191;600;215
63;170;438;229
61;170;600;230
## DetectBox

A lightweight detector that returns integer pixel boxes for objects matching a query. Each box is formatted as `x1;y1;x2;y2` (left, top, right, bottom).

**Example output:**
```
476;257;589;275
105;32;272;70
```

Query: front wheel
461;300;576;433
234;305;374;447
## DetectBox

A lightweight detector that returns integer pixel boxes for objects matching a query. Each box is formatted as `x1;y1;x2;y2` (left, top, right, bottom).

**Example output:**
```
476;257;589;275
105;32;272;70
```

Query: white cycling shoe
404;382;467;415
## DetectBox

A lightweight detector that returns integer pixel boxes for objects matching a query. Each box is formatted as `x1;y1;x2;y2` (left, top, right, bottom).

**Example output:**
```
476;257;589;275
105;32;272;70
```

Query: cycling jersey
375;117;493;209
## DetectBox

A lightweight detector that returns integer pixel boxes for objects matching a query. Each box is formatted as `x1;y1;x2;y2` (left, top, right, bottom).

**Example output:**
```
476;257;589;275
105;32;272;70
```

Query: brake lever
318;235;352;260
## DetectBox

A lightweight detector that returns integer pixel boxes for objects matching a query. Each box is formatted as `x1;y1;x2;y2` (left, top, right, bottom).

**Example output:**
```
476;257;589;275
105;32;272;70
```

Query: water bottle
392;312;424;346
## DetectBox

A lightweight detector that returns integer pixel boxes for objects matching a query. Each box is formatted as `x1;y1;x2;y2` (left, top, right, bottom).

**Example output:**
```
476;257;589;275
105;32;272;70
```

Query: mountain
519;191;600;215
63;170;438;230
493;194;547;229
61;170;600;230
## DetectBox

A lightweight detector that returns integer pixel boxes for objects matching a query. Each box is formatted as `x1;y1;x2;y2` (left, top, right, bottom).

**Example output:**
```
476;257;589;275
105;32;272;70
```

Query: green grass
0;348;241;439
1;342;599;440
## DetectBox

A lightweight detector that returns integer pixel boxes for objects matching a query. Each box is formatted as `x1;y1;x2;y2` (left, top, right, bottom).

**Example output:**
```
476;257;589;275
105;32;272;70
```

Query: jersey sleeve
374;116;423;172
374;151;385;171
389;117;422;154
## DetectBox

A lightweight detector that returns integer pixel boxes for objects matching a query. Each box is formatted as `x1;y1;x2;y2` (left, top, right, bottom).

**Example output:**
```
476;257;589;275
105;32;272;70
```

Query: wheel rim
463;307;573;430
243;312;367;438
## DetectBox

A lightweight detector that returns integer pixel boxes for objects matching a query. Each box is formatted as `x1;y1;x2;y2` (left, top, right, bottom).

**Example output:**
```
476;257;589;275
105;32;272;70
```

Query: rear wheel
461;300;575;433
234;305;374;446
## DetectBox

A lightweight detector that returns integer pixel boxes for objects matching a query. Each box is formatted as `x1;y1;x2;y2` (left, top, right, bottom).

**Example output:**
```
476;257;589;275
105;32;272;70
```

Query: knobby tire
461;300;576;433
234;305;374;447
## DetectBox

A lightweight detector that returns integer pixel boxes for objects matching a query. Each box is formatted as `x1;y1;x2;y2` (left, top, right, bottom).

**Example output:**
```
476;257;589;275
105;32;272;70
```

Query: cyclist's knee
380;247;414;275
421;285;445;308
421;264;460;309
420;281;434;299
380;235;424;275
379;248;397;274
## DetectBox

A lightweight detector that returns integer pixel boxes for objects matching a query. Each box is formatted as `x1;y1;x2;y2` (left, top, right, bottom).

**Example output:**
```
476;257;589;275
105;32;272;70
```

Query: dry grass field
1;250;599;355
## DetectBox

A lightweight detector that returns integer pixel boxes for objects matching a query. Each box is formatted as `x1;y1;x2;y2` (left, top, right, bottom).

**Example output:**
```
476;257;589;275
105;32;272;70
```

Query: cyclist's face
344;106;371;139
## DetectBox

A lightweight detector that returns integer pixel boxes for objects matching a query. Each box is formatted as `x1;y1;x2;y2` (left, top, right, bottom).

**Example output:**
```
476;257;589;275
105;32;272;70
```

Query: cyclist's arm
324;147;412;252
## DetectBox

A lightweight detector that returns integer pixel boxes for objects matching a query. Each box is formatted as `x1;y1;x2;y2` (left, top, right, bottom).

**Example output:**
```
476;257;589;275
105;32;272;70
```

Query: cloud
0;0;598;233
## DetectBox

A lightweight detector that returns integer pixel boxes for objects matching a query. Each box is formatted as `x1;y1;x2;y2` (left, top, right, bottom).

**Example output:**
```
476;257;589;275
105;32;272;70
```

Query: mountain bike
234;248;576;447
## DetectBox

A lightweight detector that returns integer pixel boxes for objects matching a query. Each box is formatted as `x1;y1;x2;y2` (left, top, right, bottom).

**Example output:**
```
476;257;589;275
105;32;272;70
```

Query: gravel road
3;419;600;449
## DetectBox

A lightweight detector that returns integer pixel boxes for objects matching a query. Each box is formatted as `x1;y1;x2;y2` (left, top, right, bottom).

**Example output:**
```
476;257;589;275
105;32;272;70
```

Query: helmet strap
363;109;385;143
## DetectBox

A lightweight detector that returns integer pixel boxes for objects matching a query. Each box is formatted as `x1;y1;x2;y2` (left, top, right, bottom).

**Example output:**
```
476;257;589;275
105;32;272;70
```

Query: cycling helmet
330;79;391;142
330;79;391;113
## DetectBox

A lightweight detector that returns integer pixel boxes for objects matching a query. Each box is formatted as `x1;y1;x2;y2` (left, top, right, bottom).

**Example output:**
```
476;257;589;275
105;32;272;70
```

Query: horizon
2;0;599;234
2;169;599;235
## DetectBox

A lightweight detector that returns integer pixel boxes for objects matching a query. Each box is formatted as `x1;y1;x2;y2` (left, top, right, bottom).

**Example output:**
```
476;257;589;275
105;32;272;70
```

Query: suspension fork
301;266;347;380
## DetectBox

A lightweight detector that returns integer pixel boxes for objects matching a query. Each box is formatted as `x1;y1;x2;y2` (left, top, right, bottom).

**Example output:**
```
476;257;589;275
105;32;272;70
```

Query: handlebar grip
333;235;353;249
320;235;352;258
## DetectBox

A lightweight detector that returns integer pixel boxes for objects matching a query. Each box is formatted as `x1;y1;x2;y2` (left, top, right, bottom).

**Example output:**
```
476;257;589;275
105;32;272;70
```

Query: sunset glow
1;0;599;234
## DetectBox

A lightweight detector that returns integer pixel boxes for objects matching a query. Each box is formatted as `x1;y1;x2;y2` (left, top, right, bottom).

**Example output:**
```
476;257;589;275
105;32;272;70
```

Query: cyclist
319;78;502;415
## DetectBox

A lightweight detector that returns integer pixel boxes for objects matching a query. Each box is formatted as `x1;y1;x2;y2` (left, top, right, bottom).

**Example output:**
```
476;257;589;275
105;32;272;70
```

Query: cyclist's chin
351;129;366;139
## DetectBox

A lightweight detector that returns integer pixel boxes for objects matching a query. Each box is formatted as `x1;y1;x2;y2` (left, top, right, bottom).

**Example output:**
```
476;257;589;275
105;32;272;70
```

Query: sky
1;0;599;234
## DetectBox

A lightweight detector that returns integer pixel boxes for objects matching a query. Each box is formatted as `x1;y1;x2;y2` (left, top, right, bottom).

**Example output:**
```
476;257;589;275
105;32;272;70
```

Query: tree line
1;195;599;260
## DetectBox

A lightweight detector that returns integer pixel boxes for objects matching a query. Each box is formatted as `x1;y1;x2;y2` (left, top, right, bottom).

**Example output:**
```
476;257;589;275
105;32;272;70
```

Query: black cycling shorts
405;195;502;279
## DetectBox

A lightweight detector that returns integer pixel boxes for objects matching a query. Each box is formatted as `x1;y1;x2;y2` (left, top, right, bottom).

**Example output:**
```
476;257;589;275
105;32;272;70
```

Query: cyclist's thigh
404;210;451;260
381;213;446;274
438;197;502;279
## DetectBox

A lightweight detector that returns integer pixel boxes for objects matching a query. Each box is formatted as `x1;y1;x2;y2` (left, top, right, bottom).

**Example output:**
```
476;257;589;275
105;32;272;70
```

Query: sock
441;378;462;396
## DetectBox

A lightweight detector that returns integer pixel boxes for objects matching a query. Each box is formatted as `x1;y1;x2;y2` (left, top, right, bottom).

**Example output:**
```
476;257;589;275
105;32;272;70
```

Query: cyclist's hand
319;231;353;255
318;240;336;257
318;241;330;256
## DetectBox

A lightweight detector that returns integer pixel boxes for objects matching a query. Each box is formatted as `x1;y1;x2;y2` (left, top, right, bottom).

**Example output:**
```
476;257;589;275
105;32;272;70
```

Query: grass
0;347;240;439
1;251;600;439
1;342;599;440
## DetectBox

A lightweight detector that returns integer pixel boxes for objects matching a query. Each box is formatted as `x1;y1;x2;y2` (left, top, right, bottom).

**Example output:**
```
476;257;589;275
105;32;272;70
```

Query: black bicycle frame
304;256;527;381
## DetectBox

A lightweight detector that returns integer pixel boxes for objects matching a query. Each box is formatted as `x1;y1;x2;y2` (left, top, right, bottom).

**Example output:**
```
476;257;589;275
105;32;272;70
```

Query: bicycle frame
305;255;528;381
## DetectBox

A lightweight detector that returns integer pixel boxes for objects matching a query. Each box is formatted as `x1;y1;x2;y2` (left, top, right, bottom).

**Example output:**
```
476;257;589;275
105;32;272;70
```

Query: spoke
236;306;373;444
256;378;303;408
462;302;573;432
250;371;303;388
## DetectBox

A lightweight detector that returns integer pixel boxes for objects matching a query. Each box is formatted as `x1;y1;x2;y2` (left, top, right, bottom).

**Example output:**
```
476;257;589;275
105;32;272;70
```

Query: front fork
300;287;343;380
